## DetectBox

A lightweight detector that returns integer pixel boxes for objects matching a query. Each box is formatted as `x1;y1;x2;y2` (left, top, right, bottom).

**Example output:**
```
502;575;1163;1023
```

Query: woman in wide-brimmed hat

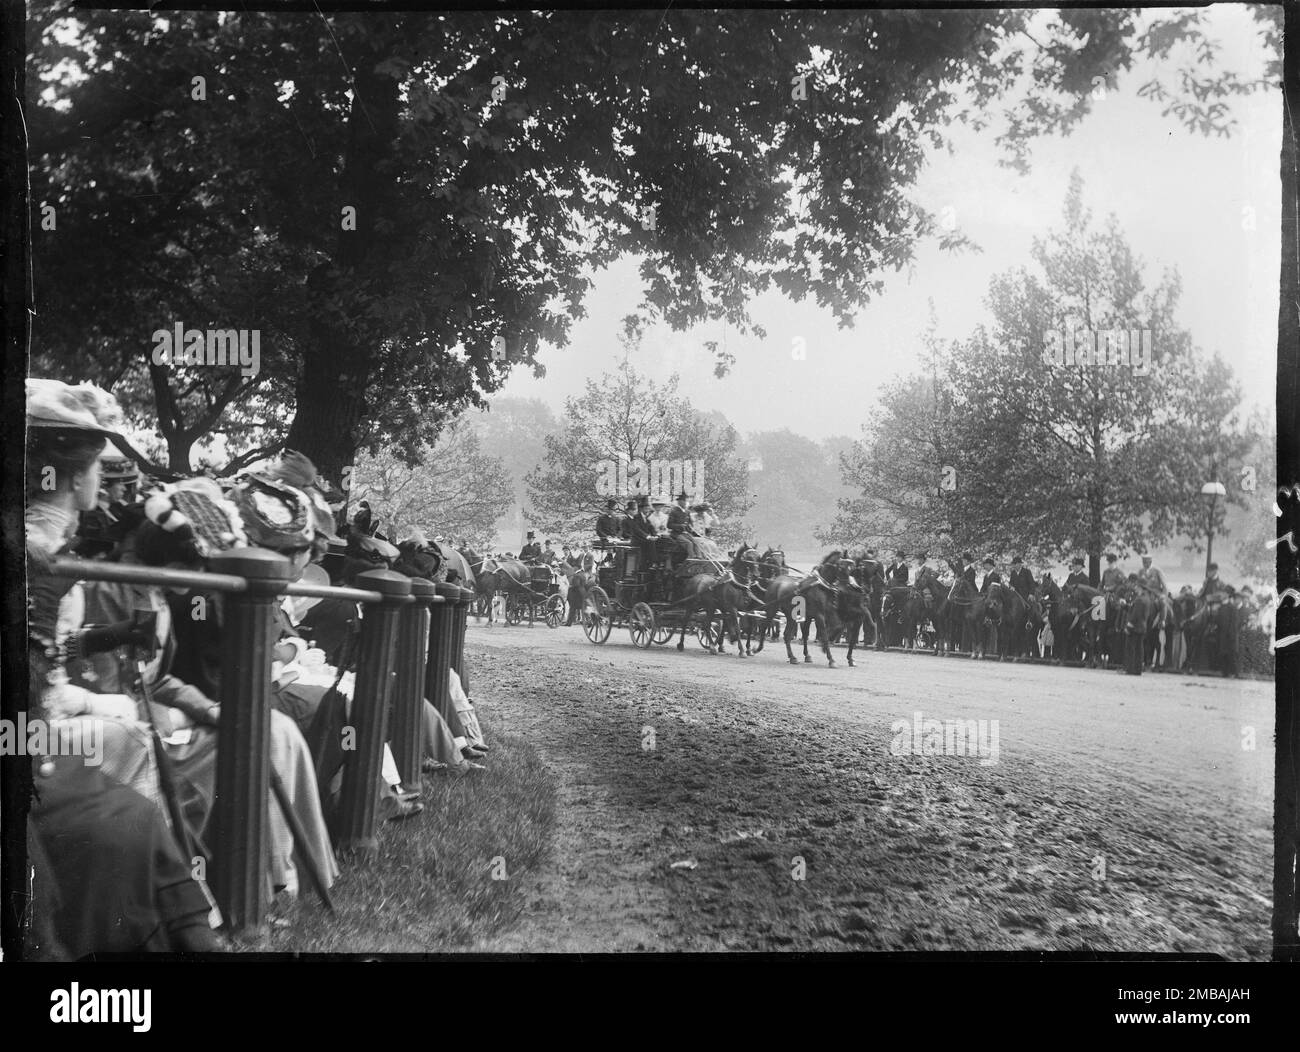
25;378;217;957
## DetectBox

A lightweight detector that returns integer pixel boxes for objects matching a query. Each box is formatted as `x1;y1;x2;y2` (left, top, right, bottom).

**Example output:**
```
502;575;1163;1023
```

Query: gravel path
467;623;1274;956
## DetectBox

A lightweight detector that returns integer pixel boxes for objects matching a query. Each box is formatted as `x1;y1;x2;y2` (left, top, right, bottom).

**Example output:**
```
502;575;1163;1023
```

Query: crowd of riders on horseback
580;503;1260;676
774;546;1255;678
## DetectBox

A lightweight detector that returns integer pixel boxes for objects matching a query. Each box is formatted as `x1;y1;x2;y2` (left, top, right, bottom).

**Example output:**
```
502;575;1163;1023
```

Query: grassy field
229;716;557;953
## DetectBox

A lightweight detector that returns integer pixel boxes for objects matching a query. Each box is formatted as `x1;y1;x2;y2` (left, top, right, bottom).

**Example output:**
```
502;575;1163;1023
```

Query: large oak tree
27;6;1277;479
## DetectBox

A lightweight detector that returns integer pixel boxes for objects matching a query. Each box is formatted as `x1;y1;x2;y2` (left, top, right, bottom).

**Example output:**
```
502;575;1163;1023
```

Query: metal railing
46;548;476;934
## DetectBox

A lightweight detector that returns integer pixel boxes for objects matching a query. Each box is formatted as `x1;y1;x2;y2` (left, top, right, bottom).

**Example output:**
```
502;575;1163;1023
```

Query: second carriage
500;562;568;627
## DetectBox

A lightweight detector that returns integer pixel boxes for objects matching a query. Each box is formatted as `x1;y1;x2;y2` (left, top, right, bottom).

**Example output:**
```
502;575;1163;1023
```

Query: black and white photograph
3;0;1297;996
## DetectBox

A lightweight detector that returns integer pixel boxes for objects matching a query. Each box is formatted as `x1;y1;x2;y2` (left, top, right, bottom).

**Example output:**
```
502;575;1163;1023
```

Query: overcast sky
488;5;1280;441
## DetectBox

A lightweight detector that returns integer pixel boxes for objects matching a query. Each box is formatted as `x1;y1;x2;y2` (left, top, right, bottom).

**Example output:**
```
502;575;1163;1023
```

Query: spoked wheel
629;602;656;649
545;593;566;628
696;618;720;650
651;619;675;645
505;595;523;626
582;586;612;644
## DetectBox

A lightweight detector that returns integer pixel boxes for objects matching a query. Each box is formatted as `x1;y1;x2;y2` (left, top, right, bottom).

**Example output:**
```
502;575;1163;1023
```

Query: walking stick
136;649;335;915
131;648;223;930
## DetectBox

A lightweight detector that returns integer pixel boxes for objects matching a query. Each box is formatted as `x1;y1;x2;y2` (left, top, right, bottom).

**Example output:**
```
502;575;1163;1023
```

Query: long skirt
167;709;339;898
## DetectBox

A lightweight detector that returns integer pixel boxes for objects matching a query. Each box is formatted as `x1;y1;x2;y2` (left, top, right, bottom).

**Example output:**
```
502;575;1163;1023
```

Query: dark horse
674;553;754;656
985;583;1031;661
747;563;838;665
1061;584;1107;666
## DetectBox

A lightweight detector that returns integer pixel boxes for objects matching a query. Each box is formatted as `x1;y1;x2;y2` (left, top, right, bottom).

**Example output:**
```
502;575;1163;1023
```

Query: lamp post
1200;480;1226;578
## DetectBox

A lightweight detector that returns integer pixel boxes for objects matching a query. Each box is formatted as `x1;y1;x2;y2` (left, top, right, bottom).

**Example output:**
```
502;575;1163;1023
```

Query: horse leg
784;609;799;664
823;616;836;666
676;599;691;651
846;620;858;667
727;608;745;657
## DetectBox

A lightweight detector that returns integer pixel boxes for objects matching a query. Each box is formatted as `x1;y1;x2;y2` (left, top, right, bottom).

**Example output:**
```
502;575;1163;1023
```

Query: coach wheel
697;619;720;650
651;621;675;645
582;587;612;644
505;595;523;626
629;602;656;649
545;594;566;628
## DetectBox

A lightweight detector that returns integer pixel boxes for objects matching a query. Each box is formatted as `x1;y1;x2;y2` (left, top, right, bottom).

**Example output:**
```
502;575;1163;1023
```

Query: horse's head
1024;591;1045;626
983;586;1004;623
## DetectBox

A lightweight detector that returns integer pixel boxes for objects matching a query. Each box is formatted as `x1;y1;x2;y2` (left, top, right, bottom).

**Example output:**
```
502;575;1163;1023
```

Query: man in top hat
1101;553;1125;593
519;531;542;563
1009;555;1035;599
596;498;623;541
887;551;909;587
979;556;1002;595
618;497;639;541
665;490;697;569
1137;553;1167;597
667;490;695;536
957;552;977;589
1065;557;1090;589
624;494;655;569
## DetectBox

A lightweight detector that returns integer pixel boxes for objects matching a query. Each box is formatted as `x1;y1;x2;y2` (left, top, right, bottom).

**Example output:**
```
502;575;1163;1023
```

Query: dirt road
467;622;1274;957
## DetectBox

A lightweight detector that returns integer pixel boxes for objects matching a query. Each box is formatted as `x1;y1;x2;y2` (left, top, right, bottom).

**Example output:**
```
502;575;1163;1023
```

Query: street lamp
1200;480;1226;578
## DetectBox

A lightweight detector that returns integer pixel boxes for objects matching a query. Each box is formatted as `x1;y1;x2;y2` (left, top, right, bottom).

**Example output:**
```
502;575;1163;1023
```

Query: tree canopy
28;5;1278;479
826;174;1259;583
526;358;752;544
349;418;511;546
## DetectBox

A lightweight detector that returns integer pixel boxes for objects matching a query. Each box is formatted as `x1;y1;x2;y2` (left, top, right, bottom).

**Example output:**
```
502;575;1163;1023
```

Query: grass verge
229;716;556;952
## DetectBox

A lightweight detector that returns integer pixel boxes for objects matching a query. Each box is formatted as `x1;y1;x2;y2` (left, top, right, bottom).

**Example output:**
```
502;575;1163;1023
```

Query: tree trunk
166;434;193;474
282;32;402;488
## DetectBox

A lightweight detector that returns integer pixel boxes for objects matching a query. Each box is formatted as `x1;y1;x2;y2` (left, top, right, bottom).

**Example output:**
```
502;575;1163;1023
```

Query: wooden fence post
390;577;433;791
207;547;291;934
336;569;411;856
450;585;473;698
427;583;458;726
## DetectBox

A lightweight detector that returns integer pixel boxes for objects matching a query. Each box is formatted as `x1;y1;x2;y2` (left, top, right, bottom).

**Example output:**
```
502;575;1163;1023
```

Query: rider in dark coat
979;557;1002;595
887;551;909;587
1065;557;1090;589
1199;562;1232;603
1008;556;1035;599
1100;553;1125;593
519;532;542;563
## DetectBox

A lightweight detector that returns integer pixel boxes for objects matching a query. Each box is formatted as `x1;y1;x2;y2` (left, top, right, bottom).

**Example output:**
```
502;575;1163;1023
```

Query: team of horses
444;544;1242;675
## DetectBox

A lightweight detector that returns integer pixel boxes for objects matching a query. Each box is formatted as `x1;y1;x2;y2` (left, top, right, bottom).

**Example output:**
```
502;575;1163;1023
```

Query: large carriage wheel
545;593;567;628
582;586;612;644
651;618;675;645
696;618;720;650
629;602;656;649
505;593;523;626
